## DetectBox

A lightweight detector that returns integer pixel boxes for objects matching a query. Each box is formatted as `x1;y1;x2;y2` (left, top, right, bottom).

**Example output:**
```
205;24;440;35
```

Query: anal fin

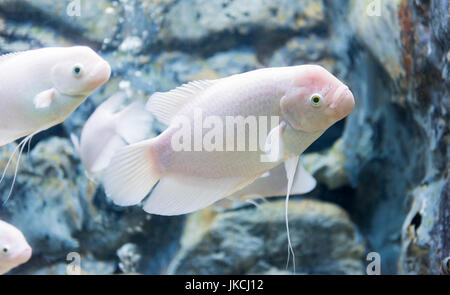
143;174;244;216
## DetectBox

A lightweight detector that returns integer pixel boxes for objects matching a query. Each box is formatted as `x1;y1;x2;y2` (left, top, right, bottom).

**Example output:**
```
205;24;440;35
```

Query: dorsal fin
146;79;219;125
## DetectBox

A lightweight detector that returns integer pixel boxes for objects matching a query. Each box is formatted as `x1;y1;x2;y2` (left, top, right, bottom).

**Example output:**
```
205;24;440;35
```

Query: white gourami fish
0;46;111;201
0;220;32;275
0;46;111;147
104;65;355;216
71;93;153;176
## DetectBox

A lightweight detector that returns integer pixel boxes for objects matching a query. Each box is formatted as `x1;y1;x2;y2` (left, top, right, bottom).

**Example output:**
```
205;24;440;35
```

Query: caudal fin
103;139;160;206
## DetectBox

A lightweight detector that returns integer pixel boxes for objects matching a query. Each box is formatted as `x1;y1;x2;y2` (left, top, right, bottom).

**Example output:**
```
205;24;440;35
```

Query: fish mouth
12;246;32;263
330;84;355;119
331;85;350;107
87;60;111;89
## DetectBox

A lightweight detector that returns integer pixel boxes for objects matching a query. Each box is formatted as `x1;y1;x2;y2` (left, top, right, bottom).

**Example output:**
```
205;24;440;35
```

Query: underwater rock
302;139;349;190
268;35;333;67
119;36;144;54
340;0;449;274
167;200;365;275
399;180;448;274
117;243;142;274
153;0;326;54
25;255;116;275
150;49;261;88
348;0;406;84
430;0;449;49
0;0;121;45
0;18;73;52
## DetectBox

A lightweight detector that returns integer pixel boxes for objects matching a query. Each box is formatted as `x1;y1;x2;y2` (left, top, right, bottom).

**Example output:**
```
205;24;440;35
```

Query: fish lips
329;85;355;120
11;246;32;263
85;60;111;92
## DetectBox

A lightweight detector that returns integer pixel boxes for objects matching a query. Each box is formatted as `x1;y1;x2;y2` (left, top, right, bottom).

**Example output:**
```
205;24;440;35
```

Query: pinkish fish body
0;220;32;274
0;46;111;147
104;65;355;216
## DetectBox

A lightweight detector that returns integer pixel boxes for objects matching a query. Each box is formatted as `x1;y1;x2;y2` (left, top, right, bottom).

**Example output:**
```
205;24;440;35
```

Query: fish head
281;65;355;133
50;46;111;98
0;221;32;273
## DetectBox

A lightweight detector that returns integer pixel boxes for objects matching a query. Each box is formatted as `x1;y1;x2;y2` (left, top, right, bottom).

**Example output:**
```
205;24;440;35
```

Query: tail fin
103;139;160;206
115;102;153;144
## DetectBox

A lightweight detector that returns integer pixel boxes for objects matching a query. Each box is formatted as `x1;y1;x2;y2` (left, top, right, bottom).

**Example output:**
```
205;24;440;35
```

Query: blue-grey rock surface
0;0;448;274
168;200;365;275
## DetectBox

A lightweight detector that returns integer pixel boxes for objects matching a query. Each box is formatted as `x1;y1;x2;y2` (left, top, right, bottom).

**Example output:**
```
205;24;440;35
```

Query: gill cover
280;86;338;133
51;61;89;96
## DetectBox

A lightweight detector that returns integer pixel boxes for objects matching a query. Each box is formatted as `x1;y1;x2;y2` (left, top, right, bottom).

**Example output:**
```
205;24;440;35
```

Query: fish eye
310;94;322;107
2;246;8;254
72;64;83;77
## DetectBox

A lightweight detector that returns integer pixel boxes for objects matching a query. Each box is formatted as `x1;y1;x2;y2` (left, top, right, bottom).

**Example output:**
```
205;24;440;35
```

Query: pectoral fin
33;89;55;109
261;121;286;163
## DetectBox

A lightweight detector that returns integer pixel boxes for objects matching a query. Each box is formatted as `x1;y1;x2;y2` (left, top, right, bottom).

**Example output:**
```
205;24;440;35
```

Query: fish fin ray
146;79;219;125
291;159;316;195
103;139;160;206
89;135;126;173
262;121;286;163
143;174;242;216
115;102;153;144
